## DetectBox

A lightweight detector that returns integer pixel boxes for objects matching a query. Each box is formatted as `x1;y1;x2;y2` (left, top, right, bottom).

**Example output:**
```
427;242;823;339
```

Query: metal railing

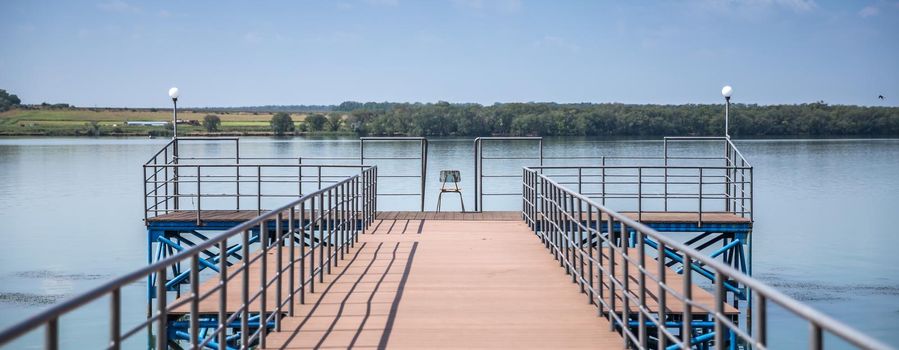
144;137;425;218
527;164;752;223
664;137;752;217
521;168;891;350
143;163;375;224
0;166;378;350
473;137;543;211
474;136;751;213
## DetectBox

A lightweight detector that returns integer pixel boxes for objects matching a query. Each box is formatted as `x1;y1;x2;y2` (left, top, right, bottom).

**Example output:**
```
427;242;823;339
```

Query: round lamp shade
168;87;180;99
721;85;733;98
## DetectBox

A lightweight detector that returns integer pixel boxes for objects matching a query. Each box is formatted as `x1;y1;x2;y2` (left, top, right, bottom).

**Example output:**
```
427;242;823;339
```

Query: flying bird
879;95;885;100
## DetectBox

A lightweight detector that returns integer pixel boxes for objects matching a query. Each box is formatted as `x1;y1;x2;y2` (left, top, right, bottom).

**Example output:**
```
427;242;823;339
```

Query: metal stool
436;170;465;212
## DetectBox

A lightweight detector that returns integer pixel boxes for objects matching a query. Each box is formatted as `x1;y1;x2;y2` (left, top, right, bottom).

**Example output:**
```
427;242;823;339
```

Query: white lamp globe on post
721;85;733;138
168;87;180;139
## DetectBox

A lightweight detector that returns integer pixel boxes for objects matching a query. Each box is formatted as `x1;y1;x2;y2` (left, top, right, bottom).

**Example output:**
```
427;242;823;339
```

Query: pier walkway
260;217;618;349
164;213;739;349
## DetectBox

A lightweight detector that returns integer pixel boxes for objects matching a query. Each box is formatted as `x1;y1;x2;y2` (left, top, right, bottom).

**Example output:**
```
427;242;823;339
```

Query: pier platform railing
521;168;890;350
475;136;752;215
527;164;752;223
143;137;427;223
0;165;378;350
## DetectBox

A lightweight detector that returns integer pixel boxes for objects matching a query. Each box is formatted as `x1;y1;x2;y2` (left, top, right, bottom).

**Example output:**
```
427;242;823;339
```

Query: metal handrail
0;165;378;350
521;168;891;350
475;136;754;212
145;137;426;213
360;137;428;211
506;164;753;222
474;137;543;211
143;163;376;223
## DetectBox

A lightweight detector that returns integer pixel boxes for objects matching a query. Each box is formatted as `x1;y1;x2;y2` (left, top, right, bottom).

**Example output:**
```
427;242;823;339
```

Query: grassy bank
0;108;336;136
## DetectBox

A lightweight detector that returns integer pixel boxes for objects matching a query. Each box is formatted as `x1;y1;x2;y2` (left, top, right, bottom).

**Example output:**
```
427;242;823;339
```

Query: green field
0;108;324;136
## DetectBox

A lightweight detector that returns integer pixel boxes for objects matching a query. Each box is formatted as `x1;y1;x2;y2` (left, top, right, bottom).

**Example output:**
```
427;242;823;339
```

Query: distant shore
2;102;898;137
0;107;351;137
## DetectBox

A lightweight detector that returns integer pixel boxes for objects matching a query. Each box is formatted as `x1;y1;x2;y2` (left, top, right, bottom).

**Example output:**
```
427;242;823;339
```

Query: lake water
0;136;897;348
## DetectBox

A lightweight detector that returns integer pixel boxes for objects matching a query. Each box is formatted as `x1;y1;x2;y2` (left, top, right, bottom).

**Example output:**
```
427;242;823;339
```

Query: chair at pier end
436;169;465;212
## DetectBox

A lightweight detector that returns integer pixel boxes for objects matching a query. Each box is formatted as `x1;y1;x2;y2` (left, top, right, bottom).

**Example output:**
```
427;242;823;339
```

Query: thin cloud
858;5;880;17
243;32;262;44
364;0;399;6
97;0;141;14
452;0;522;14
697;0;817;13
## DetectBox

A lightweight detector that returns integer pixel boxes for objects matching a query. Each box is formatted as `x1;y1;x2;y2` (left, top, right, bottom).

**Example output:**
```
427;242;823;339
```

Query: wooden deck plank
260;220;621;349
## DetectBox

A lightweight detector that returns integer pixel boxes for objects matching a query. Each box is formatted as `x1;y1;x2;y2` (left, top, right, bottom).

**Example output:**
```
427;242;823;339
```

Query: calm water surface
0;137;897;348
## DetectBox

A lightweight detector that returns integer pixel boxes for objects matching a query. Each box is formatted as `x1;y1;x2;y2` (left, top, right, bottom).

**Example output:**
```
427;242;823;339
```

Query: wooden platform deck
169;217;740;348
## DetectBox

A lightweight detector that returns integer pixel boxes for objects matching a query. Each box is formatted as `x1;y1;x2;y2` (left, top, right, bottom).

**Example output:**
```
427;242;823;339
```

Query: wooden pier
166;213;738;348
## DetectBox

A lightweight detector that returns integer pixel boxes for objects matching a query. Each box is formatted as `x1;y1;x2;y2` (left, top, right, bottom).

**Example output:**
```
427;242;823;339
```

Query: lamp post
168;87;180;139
721;85;733;138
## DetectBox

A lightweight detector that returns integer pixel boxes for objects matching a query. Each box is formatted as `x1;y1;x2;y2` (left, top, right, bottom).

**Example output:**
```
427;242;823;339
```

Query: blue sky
1;0;897;107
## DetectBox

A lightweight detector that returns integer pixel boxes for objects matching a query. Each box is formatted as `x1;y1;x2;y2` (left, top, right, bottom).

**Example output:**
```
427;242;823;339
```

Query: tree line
298;101;899;137
0;89;22;112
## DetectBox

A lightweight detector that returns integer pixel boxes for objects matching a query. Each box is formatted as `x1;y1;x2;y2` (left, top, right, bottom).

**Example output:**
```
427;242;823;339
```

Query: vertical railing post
657;241;667;350
318;192;325;283
754;293;767;348
189;255;199;348
298;158;303;199
577;197;585;296
473;139;478;212
196;166;202;225
607;215;616;332
698;168;704;225
682;255;693;349
259;221;268;349
326;188;333;274
110;288;121;350
240;230;249;349
299;200;307;303
637;230;647;348
601;157;606;206
143;166;149;221
288;208;296;317
577;167;583;194
275;213;283;332
218;239;228;349
664;138;669;211
156;267;167;350
637;167;643;221
478;140;483;211
173;140;179;211
310;195;317;292
715;271;726;350
538;138;544;166
421;139;427;212
257;166;262;216
621;222;630;348
45;318;58;350
725;140;732;213
810;324;823;350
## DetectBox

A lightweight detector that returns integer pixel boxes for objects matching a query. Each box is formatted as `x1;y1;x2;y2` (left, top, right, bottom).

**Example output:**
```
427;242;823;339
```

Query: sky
0;0;897;108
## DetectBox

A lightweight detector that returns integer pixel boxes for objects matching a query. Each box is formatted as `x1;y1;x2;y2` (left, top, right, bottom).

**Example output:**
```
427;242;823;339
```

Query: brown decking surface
169;217;741;349
173;219;622;348
147;210;749;224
